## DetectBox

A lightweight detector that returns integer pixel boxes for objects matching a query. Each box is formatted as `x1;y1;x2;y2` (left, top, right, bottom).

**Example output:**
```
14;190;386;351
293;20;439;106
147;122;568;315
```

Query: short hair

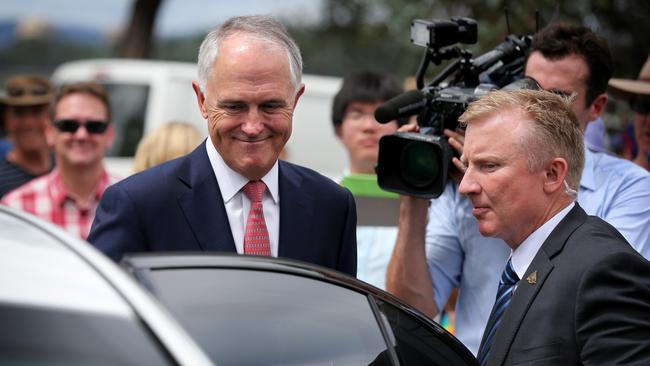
530;22;612;106
197;15;303;93
133;121;204;172
458;89;585;196
50;82;111;122
332;71;404;128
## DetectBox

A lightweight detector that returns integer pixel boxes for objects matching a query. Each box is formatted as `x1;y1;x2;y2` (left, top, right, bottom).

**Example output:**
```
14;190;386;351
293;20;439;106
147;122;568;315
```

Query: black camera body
375;17;535;198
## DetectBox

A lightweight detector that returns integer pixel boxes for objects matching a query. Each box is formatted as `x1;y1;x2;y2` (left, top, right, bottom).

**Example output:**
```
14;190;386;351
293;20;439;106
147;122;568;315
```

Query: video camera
375;17;539;198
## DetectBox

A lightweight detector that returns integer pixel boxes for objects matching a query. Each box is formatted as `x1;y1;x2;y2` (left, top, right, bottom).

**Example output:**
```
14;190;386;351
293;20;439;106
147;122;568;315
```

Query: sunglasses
53;119;109;134
7;84;49;97
630;99;650;115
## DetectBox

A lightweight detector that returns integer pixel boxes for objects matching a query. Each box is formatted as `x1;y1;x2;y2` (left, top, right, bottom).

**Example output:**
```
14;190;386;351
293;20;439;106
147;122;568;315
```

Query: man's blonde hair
458;89;584;194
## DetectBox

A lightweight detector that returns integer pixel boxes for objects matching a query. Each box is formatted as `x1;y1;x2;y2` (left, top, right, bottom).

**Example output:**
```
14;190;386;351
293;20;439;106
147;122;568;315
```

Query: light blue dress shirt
425;147;650;355
356;226;398;290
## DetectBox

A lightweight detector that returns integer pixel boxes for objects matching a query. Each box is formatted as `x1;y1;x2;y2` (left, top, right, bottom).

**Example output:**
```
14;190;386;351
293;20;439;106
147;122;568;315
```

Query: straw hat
0;75;54;107
608;55;650;101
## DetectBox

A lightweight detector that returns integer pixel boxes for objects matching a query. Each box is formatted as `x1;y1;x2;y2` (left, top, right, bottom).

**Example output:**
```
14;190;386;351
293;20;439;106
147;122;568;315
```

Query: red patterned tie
242;180;271;256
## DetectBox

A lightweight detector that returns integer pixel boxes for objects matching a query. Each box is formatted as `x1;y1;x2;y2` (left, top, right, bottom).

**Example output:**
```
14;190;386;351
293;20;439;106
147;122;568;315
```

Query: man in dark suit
456;89;650;365
88;15;357;276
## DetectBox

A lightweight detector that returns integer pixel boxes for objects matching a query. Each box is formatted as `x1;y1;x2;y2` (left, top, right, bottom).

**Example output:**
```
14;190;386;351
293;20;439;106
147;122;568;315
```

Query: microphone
375;90;430;124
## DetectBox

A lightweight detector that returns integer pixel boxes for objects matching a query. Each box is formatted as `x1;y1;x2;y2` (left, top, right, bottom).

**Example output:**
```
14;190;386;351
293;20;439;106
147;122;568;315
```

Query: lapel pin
526;271;537;285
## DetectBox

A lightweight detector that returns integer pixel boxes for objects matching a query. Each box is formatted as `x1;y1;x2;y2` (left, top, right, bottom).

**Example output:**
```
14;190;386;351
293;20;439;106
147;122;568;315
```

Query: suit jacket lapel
487;204;587;366
278;162;312;261
177;145;236;252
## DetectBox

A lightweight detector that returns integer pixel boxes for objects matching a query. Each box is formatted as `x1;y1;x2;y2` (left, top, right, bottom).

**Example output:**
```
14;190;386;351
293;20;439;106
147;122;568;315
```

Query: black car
123;253;478;366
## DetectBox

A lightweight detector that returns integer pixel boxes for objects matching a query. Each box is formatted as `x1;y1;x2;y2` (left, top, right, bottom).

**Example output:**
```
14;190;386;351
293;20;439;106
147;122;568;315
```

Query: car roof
0;206;214;366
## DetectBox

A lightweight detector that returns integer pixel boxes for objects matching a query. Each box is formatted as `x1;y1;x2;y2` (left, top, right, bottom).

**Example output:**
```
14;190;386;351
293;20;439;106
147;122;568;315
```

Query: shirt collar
49;169;67;207
205;138;279;204
510;202;575;279
49;168;110;208
580;146;597;192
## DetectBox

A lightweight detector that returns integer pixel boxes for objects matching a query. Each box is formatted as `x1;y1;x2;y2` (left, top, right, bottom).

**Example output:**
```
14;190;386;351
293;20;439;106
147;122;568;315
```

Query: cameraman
386;22;650;355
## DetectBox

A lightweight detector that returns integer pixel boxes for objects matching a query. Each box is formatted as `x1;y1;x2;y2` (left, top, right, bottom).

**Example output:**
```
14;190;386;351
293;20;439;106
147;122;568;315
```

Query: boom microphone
374;90;430;124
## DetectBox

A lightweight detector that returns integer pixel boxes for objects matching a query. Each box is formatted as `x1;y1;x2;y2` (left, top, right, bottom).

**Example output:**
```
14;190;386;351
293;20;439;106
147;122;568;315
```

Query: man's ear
335;124;343;139
192;81;208;119
293;84;305;110
104;122;116;150
543;157;569;194
587;93;607;121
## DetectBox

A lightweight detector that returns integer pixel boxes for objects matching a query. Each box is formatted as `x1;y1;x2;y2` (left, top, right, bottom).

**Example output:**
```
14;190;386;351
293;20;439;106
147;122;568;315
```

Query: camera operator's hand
397;123;419;133
444;128;467;185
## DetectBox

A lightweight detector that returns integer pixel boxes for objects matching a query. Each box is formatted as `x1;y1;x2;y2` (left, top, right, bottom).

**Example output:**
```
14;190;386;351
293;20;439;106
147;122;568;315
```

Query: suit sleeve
88;183;147;262
576;251;650;364
337;188;357;277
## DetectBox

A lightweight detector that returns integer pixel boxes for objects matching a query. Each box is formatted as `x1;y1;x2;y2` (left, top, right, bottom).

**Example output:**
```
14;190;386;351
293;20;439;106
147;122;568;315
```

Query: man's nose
73;124;90;138
458;167;479;196
358;113;381;131
241;108;265;135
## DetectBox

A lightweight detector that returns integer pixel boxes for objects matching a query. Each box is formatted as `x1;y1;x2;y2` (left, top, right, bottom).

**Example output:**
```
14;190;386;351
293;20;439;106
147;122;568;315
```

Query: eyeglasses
53;119;109;134
7;83;49;97
630;99;650;115
344;111;378;124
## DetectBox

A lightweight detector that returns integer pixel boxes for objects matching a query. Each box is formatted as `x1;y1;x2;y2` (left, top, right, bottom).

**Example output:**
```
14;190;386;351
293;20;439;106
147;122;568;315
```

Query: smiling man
2;82;120;239
88;16;357;275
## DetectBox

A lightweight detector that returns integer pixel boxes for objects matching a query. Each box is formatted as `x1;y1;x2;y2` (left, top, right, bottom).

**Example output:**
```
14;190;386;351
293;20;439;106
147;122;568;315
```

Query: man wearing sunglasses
0;75;55;199
2;82;120;240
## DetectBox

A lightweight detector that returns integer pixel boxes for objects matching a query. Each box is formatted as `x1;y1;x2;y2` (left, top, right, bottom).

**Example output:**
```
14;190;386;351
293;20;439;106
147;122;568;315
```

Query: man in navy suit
458;89;650;365
88;16;357;276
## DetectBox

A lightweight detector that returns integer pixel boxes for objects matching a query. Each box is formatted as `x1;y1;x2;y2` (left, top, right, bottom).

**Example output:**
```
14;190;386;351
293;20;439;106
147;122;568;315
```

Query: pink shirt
1;168;121;240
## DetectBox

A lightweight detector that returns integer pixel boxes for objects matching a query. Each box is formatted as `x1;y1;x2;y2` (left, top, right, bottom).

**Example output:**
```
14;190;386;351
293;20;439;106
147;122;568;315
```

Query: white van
51;59;346;178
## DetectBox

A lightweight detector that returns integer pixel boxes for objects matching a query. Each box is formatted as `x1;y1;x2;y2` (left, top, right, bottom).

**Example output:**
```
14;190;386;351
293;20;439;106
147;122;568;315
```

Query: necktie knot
500;258;519;286
243;180;266;203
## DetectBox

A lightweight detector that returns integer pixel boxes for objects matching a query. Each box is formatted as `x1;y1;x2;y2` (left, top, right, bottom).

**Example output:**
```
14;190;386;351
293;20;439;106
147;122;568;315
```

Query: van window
102;83;149;157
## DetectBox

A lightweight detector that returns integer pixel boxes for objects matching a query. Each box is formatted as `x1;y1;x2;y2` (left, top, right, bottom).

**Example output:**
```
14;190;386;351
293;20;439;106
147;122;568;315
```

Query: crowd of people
1;14;649;365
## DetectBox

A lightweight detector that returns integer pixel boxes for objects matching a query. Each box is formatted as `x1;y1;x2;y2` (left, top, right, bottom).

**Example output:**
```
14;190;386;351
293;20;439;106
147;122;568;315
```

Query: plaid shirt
1;168;121;240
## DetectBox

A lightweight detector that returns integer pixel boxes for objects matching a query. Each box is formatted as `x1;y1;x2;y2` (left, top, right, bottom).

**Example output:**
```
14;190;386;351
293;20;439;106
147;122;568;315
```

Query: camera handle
416;46;472;89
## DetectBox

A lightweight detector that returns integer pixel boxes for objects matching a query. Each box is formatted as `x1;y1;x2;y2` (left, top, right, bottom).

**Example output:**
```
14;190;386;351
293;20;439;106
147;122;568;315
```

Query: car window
144;268;389;366
375;299;477;366
101;83;149;157
0;303;173;366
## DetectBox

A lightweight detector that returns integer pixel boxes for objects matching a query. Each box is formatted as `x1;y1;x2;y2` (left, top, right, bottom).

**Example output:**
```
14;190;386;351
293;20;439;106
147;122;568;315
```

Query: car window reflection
145;268;389;366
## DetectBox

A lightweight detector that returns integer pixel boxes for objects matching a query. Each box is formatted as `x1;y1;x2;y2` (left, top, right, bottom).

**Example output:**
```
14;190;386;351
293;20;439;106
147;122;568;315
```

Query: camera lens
399;142;440;188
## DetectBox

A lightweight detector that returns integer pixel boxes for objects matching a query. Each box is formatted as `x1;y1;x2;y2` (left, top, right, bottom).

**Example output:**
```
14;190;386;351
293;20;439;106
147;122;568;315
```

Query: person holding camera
386;22;650;355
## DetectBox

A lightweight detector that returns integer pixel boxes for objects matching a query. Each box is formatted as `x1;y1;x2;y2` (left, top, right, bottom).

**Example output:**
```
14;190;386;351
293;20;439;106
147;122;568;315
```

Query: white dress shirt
510;202;575;281
205;139;280;257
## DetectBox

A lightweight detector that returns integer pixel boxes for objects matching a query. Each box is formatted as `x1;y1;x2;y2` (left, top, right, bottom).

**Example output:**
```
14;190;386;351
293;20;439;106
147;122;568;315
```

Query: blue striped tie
477;258;519;366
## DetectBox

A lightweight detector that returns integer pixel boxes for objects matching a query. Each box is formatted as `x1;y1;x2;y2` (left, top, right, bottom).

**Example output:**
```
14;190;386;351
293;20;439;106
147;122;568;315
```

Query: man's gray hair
197;15;303;93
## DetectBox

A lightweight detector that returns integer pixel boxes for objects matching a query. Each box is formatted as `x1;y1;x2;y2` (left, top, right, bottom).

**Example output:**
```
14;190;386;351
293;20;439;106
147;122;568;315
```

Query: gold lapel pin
526;271;537;285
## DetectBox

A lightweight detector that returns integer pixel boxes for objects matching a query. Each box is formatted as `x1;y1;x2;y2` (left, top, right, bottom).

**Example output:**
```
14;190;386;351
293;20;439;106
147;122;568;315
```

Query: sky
1;0;323;37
